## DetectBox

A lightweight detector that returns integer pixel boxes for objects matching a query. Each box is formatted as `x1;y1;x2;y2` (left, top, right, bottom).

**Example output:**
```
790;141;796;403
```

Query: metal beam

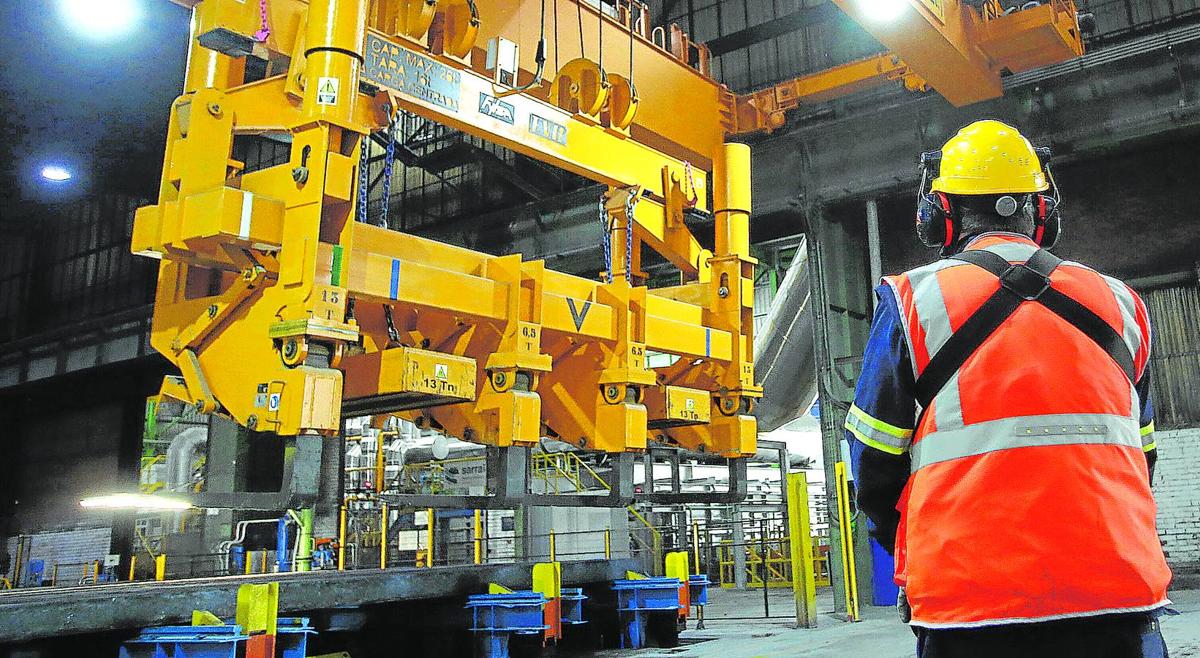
750;22;1200;218
0;558;634;643
705;4;843;57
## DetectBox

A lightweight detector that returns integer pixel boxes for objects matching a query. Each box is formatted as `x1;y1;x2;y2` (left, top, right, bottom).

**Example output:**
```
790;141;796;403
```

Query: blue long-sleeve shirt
845;284;1157;555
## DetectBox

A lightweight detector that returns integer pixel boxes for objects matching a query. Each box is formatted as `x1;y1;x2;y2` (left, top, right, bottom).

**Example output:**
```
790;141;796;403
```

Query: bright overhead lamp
81;494;193;511
860;0;909;21
40;165;73;182
59;0;141;40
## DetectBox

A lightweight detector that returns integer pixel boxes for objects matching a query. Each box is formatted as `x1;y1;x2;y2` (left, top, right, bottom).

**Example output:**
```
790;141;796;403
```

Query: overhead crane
131;0;1084;522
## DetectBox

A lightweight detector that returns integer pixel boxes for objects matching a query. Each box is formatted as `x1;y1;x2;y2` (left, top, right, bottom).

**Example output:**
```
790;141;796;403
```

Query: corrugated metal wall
4;527;113;585
1144;283;1200;430
0;194;155;344
662;0;881;92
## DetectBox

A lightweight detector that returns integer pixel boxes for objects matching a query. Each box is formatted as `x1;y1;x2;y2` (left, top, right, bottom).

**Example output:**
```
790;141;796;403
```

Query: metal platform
0;559;635;644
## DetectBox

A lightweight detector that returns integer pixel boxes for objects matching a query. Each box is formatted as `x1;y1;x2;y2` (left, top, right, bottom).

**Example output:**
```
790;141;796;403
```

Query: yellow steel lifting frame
136;0;760;461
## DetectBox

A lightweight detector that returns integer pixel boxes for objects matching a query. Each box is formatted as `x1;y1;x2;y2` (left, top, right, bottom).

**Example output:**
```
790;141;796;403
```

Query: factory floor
588;587;1200;657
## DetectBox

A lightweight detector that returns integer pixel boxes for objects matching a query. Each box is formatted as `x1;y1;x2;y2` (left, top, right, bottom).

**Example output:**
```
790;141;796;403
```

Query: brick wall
1154;427;1200;573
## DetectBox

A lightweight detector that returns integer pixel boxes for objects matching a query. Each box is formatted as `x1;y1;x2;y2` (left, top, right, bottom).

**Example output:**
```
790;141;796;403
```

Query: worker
845;120;1171;658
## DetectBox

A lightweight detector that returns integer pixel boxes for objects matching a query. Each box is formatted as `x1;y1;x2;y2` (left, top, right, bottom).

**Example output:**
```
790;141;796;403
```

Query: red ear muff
1033;194;1047;244
939;192;954;251
1033;194;1060;249
915;191;957;254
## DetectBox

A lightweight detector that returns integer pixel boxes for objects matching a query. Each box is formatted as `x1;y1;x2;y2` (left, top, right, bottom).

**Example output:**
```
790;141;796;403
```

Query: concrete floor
593;587;1200;657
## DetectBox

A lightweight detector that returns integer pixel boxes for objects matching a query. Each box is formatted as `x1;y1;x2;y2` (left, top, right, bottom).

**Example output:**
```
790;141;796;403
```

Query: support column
866;199;882;304
731;505;747;589
805;203;875;614
313;434;344;540
202;417;245;557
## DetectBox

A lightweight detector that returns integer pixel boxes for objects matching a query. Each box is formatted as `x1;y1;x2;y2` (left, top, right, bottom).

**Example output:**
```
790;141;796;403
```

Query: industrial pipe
753;239;817;432
166;427;208;532
276;516;291;572
296;508;314;572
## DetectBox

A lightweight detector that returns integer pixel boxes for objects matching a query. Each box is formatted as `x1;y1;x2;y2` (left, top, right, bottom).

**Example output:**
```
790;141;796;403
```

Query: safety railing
718;537;794;588
530;451;611;494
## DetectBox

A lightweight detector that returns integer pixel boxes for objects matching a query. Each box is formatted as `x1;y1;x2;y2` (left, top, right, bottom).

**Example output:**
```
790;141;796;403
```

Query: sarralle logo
479;92;516;124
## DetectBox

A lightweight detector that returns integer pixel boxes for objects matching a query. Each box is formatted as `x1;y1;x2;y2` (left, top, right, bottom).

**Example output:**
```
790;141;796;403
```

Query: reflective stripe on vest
911;412;1141;471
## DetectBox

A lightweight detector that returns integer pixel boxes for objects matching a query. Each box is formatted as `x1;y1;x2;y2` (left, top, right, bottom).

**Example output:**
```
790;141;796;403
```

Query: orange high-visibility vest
882;233;1170;628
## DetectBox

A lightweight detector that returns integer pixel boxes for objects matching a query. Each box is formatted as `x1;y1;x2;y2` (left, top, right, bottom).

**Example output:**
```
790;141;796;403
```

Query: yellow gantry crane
131;0;1082;510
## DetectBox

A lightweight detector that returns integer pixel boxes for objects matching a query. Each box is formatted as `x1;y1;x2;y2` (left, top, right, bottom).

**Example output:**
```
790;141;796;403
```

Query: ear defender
916;191;958;254
1031;146;1063;249
916;150;958;254
1032;194;1061;248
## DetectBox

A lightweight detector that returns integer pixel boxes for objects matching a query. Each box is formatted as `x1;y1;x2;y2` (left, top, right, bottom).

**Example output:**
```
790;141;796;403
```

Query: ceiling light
81;494;192;511
40;165;73;182
860;0;908;21
59;0;141;40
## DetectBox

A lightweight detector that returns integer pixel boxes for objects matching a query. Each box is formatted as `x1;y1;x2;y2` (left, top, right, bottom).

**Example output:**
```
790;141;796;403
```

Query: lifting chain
355;133;370;224
599;196;613;284
380;109;398;229
683;161;699;208
253;0;271;42
383;304;401;345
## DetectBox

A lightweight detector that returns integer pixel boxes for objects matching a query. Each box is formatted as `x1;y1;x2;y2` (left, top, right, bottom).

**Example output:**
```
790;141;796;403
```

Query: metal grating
0;195;155;345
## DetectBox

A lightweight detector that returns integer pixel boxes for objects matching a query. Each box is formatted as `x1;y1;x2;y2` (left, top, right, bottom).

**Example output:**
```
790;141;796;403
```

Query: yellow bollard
692;522;702;574
338;505;347;571
129;554;137;582
155;554;166;582
380;503;389;569
787;471;818;628
426;508;434;568
473;510;482;565
604;528;612;560
834;462;861;622
51;564;58;586
549;529;556;562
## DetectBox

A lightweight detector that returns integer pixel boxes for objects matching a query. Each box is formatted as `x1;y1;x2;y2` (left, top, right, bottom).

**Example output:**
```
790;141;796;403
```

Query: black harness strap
913;248;1137;409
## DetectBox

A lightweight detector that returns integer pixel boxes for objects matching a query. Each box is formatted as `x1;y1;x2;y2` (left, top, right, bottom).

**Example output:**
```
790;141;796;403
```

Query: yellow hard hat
930;120;1049;195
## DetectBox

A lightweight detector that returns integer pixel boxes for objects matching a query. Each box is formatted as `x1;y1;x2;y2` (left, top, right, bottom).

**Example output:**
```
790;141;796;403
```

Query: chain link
356;134;370;225
600;197;612;284
683;161;699;208
380;113;397;229
254;0;271;42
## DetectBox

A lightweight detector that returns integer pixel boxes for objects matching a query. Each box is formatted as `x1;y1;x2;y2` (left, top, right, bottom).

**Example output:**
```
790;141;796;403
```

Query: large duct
166;427;208;494
165;426;208;532
753;239;818;433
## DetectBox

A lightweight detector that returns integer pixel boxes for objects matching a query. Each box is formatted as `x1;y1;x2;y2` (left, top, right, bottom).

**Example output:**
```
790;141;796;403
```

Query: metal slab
0;559;634;644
